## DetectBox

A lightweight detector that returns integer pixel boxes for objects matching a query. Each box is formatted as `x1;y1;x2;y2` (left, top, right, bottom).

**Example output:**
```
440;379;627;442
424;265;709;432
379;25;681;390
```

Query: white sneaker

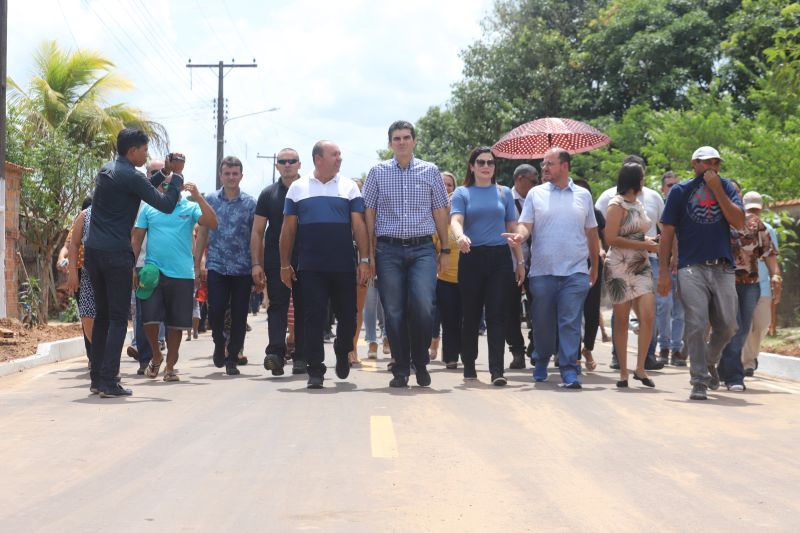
727;384;745;392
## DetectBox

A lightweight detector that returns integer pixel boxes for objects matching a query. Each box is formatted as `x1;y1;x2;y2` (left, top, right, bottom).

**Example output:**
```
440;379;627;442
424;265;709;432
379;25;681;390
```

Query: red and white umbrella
492;117;611;159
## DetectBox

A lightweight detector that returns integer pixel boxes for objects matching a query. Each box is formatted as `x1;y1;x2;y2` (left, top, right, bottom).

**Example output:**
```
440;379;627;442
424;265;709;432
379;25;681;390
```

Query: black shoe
99;384;132;398
307;375;324;389
644;359;665;371
225;363;240;376
389;376;409;388
212;346;226;368
136;361;148;376
335;356;350;379
463;362;477;380
657;348;670;364
690;383;708;400
263;353;285;376
445;361;458;370
671;350;687;367
491;374;507;387
415;366;431;387
616;379;629;388
633;372;656;388
89;382;100;394
509;353;525;369
609;361;620;370
562;381;582;390
292;359;308;375
744;368;755;377
708;365;720;390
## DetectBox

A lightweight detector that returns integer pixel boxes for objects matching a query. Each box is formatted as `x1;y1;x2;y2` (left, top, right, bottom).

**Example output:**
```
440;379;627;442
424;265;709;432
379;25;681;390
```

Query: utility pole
257;153;277;183
186;59;256;188
1;0;7;179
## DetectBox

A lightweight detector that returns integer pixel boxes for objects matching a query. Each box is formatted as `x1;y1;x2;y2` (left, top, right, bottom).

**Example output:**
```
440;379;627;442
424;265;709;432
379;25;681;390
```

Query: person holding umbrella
450;147;525;385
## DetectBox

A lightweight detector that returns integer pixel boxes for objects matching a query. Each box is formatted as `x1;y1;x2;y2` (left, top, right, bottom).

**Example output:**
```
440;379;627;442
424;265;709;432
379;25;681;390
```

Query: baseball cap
743;191;763;211
135;264;160;300
691;146;723;161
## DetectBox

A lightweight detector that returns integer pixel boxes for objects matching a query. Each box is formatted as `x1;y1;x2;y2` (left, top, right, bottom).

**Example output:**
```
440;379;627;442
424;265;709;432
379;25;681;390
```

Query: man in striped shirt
363;121;450;388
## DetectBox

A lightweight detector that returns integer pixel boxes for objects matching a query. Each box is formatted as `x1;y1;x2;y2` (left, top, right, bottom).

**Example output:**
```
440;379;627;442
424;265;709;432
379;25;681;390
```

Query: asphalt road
1;314;799;532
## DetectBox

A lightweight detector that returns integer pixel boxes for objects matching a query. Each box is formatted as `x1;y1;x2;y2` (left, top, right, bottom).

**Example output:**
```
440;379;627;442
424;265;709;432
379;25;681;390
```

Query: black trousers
436;279;462;363
505;280;526;356
265;267;305;361
207;270;252;364
298;270;356;378
84;247;134;388
458;246;514;376
583;259;603;351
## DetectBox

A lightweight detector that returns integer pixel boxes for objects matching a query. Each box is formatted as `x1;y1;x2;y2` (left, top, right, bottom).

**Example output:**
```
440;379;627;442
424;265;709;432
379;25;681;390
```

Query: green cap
136;264;160;300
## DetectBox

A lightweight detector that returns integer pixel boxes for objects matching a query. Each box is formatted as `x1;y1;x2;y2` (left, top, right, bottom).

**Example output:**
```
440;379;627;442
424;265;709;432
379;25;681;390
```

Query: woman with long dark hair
450;147;525;385
604;163;659;388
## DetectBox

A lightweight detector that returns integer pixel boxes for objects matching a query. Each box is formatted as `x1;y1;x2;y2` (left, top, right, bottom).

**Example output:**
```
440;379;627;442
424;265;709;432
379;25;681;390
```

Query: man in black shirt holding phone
84;128;184;398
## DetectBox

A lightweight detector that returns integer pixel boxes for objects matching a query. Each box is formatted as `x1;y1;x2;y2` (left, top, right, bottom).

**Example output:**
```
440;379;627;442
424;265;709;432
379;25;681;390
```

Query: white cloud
8;0;491;196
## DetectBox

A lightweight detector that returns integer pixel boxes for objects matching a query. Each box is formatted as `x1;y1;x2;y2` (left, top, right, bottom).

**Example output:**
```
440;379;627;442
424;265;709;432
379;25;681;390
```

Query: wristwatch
440;248;451;254
360;257;370;264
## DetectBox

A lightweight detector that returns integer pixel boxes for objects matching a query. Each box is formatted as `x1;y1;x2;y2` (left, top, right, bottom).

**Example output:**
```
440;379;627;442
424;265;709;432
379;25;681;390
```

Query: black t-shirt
255;179;294;269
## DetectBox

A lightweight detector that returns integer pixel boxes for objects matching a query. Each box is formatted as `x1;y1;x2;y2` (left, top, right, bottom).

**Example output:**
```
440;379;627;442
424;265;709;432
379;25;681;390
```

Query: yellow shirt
434;226;460;284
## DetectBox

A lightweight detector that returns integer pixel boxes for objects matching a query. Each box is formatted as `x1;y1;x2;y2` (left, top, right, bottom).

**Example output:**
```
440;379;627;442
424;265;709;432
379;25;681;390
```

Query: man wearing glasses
503;147;599;389
251;148;307;376
658;146;744;400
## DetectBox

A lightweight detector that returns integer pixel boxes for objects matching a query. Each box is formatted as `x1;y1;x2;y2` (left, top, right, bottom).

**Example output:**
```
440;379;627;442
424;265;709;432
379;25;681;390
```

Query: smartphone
168;153;186;162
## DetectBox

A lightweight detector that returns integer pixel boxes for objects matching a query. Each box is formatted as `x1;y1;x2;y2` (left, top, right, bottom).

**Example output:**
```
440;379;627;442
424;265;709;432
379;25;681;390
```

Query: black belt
702;258;728;266
377;235;433;246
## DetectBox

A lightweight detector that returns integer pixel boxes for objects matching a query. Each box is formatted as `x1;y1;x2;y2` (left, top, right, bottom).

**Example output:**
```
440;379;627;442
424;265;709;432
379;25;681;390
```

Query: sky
7;0;493;197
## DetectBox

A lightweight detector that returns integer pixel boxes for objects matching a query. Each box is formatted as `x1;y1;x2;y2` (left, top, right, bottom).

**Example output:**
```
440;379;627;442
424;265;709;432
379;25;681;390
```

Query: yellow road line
370;415;399;458
360;360;378;372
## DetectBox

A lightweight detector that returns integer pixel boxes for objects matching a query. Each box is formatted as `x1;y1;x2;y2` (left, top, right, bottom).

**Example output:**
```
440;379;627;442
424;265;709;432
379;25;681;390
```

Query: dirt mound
0;318;84;362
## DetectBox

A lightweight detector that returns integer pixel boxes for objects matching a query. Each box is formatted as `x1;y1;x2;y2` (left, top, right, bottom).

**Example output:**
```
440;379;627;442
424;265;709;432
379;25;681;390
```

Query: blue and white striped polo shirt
284;173;365;272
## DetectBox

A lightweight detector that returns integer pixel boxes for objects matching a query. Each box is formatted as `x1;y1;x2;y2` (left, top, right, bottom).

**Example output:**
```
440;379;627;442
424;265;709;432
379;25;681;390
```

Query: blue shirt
284;174;364;272
660;176;743;269
204;188;256;276
758;223;779;298
518;179;598;277
135;197;201;279
362;156;449;238
450;184;517;247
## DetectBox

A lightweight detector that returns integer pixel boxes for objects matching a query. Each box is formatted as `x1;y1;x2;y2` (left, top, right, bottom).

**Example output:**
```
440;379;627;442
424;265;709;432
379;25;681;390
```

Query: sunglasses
277;159;298;165
474;159;496;167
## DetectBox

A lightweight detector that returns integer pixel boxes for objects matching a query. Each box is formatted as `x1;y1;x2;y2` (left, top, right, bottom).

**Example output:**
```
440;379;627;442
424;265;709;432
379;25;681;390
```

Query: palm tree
8;40;167;157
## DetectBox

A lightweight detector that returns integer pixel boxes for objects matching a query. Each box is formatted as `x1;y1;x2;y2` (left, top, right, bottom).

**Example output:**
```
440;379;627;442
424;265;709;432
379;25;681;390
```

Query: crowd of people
61;121;782;400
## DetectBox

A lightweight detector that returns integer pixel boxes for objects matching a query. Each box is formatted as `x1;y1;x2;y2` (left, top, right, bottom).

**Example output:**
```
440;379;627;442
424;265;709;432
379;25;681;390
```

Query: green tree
8;40;167;158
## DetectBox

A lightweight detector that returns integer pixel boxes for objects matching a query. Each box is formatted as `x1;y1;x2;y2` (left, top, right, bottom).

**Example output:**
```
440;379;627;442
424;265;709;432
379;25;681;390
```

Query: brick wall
3;162;26;319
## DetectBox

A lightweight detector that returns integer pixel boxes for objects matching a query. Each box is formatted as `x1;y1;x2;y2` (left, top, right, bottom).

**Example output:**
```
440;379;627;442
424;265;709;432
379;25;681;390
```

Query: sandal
163;370;180;382
145;358;163;379
348;351;362;365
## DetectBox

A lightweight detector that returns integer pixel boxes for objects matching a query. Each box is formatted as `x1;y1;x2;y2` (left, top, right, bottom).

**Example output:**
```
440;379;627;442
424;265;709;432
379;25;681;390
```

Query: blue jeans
655;268;684;352
718;283;760;386
84;247;134;389
529;273;590;384
362;284;384;343
375;240;437;378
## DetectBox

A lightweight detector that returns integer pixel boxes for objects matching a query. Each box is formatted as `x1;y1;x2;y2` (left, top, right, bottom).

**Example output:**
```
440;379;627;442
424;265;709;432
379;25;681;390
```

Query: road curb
0;331;132;378
757;352;800;381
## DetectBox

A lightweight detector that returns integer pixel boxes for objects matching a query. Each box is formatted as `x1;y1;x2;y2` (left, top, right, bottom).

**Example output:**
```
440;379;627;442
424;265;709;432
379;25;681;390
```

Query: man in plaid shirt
363;121;450;388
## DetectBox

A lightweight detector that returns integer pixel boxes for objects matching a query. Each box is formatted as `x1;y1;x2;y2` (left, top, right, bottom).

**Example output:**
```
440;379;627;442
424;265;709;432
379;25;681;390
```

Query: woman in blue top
450;147;525;386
